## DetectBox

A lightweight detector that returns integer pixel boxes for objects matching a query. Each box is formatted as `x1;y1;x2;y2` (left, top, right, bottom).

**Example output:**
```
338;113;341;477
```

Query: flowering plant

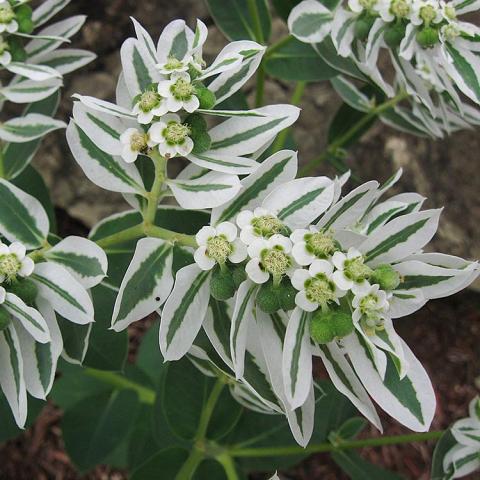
0;1;478;479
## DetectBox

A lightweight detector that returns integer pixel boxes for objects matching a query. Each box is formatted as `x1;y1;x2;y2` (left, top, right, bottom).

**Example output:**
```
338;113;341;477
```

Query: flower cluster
288;0;480;137
441;396;480;478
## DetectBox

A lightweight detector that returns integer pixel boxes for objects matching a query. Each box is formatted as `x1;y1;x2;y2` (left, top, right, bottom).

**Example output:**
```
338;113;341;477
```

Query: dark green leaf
332;450;404;479
431;429;457;480
130;447;188;480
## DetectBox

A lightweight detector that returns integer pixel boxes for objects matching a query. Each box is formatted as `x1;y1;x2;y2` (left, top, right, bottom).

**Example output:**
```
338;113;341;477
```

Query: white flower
0;1;18;34
440;0;456;21
291;259;346;312
245;235;294;284
236;208;286;245
377;0;413;21
0;242;35;283
148;113;194;158
332;247;372;295
348;0;379;14
352;284;391;334
156;54;194;75
291;226;337;266
132;89;169;124
157;72;200;113
193;222;247;271
410;0;443;25
119;128;155;163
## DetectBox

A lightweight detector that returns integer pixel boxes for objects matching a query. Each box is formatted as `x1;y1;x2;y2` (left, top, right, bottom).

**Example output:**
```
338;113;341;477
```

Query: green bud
416;27;439;48
15;4;33;34
354;15;375;41
331;311;355;338
191;131;211;154
384;22;407;48
371;264;401;291
186;113;207;136
0;307;10;331
310;311;335;344
195;85;216;110
8;279;38;307
256;282;281;314
232;265;247;289
278;282;296;311
8;37;26;62
210;267;235;301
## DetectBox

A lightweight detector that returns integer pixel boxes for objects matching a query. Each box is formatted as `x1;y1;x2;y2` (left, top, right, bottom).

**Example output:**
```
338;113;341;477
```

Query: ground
0;1;479;479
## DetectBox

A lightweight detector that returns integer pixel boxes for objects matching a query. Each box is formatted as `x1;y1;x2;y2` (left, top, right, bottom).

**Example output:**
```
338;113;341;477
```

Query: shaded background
0;0;479;478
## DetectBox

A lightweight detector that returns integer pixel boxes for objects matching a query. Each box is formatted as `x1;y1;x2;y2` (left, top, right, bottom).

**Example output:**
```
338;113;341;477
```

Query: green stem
145;224;197;248
216;454;239;480
94;223;145;249
230;430;444;458
247;0;264;44
144;150;166;226
175;448;204;480
84;368;155;405
270;81;306;152
300;91;409;176
265;34;294;59
255;64;265;108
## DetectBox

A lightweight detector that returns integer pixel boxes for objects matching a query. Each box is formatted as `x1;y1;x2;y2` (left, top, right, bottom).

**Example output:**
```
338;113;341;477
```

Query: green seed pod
416;27;439;48
0;307;11;331
195;85;216;110
278;282;297;311
371;264;401;291
191;131;211;154
8;279;38;307
332;311;355;338
16;5;34;34
210;267;235;301
186;113;207;136
310;311;335;344
384;22;407;48
256;282;281;314
354;15;375;41
232;265;247;288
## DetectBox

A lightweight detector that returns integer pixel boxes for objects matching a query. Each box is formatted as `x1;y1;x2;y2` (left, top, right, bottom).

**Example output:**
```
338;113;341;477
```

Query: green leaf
265;37;337;81
271;0;303;20
130;447;188;480
332;450;404;479
56;315;91;364
207;0;271;42
2;91;60;180
431;429;457;480
333;416;368;441
62;389;139;472
0;113;65;143
316;37;365;79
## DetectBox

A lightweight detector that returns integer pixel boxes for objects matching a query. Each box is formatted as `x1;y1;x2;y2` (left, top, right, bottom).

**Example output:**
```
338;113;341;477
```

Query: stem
300;91;409;176
145;224;197;248
270;81;306;152
230;430;444;458
84;368;155;405
175;448;204;480
247;0;264;44
216;454;239;480
255;64;265;108
144;150;166;226
94;223;145;249
265;34;294;59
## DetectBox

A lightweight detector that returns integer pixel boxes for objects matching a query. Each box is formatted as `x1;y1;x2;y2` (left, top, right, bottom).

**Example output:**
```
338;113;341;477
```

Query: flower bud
332;311;355;338
8;37;26;61
371;264;400;291
8;279;38;307
0;307;10;331
278;282;296;311
191;131;211;154
354;15;375;41
210;267;235;301
195;85;216;110
16;4;33;34
187;113;211;154
416;27;439;48
232;265;247;288
256;282;281;314
310;311;335;344
384;22;406;48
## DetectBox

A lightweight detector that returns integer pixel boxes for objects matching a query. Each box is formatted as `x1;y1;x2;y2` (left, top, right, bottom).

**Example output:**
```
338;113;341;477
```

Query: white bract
0;242;34;283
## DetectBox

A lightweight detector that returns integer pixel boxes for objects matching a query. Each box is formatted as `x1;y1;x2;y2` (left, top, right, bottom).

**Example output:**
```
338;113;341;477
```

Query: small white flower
193;222;247;271
148;113;194;158
291;226;337;266
157;72;200;113
348;0;379;14
352;284;391;334
156;54;194;75
236;208;286;245
377;0;413;21
291;259;346;312
332;247;372;295
245;235;294;284
0;1;18;34
119;128;155;163
132;90;169;124
439;0;456;21
0;242;35;283
410;0;442;25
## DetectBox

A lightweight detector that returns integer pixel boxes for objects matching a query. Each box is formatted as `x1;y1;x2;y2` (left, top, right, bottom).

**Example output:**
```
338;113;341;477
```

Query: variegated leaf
331;76;372;113
187;151;259;175
288;0;333;44
4;62;62;81
34;48;96;75
0;78;62;104
0;113;65;143
32;0;70;27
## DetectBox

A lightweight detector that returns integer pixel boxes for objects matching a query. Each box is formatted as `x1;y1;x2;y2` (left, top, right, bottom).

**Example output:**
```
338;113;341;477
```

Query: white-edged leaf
45;236;108;288
380;105;431;137
159;264;211;361
0;325;27;427
283;307;313;410
285;383;315;447
360;209;442;267
0;78;62;103
288;0;333;44
388;289;426;318
33;48;96;75
72;94;136;119
331;76;372;112
187;151;259;175
5;62;62;81
130;17;158;65
316;342;382;430
31;262;94;325
167;171;241;210
112;238;173;332
0;113;65;143
445;444;480;478
66;120;146;195
156;19;193;62
211;149;298;224
4;293;50;344
344;334;435;431
230;280;257;379
0;178;49;248
32;0;70;27
263;176;335;229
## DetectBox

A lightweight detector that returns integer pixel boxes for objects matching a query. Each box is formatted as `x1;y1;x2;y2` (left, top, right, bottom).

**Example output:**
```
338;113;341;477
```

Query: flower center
305;231;336;258
390;0;410;18
251;215;285;238
444;5;456;19
171;78;195;100
419;5;437;24
0;5;15;24
139;91;161;112
0;254;21;281
130;132;148;152
359;0;377;10
206;236;232;264
442;23;459;41
305;274;336;306
163;56;184;71
261;247;291;276
344;256;372;282
163;121;190;145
